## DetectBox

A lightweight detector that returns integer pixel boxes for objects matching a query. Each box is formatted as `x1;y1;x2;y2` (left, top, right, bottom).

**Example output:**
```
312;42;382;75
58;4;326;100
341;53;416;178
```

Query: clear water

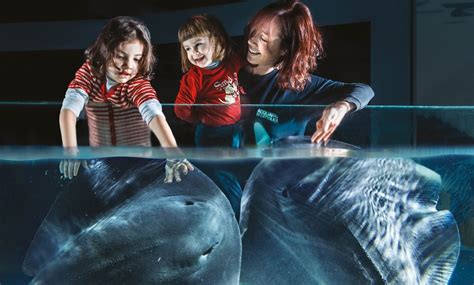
0;145;473;284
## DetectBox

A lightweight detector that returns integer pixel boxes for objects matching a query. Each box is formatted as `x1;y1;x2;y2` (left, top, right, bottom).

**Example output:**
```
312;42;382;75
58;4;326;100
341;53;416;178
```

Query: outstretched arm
304;77;374;144
59;108;78;148
59;108;88;179
148;115;194;183
59;63;93;179
133;79;195;183
148;115;177;147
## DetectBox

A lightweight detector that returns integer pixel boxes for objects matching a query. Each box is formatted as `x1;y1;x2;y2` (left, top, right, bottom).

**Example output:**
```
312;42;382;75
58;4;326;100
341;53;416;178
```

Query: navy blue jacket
238;68;374;144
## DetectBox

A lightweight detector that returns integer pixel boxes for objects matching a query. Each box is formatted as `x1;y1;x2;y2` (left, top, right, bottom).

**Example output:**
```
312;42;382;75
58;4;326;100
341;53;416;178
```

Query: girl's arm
148;115;177;147
60;63;93;148
130;79;178;147
59;108;88;179
59;62;93;179
174;72;200;123
59;109;78;148
148;115;195;183
132;79;194;182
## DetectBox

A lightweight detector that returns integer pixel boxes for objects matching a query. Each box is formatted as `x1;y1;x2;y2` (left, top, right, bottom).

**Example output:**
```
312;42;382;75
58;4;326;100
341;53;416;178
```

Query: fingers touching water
311;101;354;144
59;160;89;180
164;159;195;183
59;158;195;183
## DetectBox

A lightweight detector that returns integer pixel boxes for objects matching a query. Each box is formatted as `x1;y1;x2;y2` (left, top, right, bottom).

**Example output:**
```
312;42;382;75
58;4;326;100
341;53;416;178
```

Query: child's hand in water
164;159;194;183
59;160;89;179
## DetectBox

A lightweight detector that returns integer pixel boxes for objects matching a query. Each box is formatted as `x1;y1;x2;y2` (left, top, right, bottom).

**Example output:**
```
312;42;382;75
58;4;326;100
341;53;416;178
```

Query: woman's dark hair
85;16;156;80
245;0;324;91
178;14;234;72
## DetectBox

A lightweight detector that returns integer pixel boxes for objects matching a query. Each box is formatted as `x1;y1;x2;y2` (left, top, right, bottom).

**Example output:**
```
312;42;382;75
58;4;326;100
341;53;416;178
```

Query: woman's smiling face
246;18;285;75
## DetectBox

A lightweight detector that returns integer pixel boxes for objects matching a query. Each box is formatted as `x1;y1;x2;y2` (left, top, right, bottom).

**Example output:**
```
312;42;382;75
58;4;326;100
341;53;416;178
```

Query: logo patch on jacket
256;108;279;123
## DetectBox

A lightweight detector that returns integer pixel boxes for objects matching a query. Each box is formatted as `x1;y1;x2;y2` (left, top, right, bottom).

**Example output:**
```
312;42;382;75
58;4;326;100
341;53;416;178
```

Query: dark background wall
0;0;406;104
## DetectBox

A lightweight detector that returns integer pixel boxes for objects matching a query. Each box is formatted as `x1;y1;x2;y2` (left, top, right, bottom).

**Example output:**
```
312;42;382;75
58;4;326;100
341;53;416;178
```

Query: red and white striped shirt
67;61;158;146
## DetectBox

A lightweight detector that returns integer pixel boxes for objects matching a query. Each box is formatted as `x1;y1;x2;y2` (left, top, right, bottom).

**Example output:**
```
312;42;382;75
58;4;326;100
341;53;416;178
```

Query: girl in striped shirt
59;16;192;182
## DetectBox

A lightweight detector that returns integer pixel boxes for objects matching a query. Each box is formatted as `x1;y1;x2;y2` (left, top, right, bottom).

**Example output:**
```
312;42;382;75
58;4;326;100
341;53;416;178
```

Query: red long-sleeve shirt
174;54;244;127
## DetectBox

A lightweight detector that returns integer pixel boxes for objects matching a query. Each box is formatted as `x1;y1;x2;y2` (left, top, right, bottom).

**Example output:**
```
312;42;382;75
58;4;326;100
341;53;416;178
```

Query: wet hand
311;101;353;144
164;159;194;183
59;160;89;179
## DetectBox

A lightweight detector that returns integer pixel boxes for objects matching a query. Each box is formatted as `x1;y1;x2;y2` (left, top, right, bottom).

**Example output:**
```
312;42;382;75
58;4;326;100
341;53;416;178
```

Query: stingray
22;157;241;285
240;153;460;284
416;155;474;248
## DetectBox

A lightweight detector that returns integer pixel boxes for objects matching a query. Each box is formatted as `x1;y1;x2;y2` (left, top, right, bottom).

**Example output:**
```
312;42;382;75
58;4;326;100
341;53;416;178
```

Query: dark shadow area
416;115;474;146
0;0;245;23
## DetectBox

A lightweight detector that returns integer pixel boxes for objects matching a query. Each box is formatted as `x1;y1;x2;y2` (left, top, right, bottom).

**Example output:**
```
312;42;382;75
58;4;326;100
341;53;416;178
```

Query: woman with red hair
239;0;374;145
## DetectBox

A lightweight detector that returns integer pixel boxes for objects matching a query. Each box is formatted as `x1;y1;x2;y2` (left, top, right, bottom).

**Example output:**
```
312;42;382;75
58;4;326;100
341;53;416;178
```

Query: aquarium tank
0;103;473;285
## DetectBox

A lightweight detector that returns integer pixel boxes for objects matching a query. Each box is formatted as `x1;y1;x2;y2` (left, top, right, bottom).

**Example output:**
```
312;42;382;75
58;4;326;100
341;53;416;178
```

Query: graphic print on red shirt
174;53;244;127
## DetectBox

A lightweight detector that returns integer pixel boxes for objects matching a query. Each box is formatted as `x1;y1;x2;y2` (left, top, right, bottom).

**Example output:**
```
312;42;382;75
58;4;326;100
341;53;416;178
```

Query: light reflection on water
2;144;474;161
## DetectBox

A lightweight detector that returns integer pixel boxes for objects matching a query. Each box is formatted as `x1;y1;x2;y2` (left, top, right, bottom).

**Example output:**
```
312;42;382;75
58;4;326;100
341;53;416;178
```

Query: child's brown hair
85;16;156;80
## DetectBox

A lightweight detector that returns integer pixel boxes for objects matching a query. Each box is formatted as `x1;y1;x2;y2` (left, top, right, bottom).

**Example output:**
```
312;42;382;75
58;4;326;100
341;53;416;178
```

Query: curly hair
84;16;156;80
245;0;324;91
178;14;234;73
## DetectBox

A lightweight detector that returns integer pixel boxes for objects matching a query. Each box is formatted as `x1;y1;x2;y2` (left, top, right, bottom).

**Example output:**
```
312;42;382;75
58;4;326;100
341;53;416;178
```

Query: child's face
107;39;144;83
182;36;215;68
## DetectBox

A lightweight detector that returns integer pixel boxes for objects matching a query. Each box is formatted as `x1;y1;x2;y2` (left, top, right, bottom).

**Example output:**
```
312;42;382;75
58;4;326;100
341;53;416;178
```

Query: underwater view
1;146;474;284
1;105;474;284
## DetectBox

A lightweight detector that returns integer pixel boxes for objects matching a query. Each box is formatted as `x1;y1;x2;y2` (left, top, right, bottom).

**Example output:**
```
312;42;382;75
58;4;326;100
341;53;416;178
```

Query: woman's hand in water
164;159;195;183
311;101;354;144
59;160;89;179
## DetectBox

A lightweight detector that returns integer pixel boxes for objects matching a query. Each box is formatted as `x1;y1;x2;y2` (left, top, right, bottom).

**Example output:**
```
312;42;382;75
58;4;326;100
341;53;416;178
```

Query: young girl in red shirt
174;14;244;148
